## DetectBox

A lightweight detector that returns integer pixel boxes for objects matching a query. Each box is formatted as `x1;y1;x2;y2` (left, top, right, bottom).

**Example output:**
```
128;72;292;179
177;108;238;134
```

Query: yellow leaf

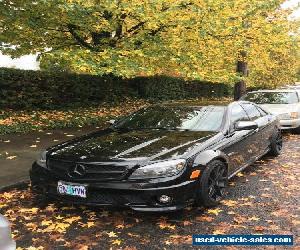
107;231;118;238
248;216;260;221
111;239;122;245
41;220;52;226
6;156;17;160
207;208;223;216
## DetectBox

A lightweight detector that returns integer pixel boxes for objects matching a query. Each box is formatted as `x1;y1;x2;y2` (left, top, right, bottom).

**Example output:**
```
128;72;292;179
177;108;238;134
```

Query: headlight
290;112;298;119
36;150;47;168
129;159;186;179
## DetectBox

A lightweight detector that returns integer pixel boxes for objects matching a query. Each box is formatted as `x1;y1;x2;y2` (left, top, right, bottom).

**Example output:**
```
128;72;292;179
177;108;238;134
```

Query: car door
254;104;276;152
220;103;255;176
241;103;272;156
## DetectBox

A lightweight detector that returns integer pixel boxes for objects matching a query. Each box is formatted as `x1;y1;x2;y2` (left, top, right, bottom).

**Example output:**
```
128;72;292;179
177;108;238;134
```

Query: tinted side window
230;104;249;124
242;104;262;120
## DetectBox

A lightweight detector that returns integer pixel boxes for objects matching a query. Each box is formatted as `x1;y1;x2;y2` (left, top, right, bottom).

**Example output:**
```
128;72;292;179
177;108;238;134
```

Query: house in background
0;52;39;70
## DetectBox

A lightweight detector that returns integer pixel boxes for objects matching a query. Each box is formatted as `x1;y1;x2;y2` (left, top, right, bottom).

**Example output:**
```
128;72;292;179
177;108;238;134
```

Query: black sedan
30;101;282;211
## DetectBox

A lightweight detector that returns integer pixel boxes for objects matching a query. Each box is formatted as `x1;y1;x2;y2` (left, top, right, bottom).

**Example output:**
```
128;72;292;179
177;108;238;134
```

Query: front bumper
30;163;198;211
279;118;300;129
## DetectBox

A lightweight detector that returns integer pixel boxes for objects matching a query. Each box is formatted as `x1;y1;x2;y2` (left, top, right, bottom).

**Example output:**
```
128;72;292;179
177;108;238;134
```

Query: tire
195;160;228;207
269;130;283;156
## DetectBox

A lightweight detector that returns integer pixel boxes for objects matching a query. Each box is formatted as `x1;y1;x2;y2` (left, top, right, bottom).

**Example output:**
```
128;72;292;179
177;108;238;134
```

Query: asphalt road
0;133;299;249
0;126;100;189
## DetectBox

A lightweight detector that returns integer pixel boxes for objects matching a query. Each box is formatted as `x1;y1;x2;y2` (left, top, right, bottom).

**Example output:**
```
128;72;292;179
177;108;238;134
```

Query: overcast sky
0;0;299;71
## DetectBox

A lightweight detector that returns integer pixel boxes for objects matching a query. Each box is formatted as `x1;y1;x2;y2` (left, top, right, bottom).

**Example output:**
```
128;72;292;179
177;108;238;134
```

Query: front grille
47;158;128;182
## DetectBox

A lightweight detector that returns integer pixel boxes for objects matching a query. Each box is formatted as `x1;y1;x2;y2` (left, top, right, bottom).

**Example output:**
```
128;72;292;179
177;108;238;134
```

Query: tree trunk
234;80;246;100
234;51;248;100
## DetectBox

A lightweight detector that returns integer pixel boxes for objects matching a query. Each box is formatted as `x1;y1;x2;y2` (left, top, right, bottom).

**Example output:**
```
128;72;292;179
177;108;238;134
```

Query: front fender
192;150;229;168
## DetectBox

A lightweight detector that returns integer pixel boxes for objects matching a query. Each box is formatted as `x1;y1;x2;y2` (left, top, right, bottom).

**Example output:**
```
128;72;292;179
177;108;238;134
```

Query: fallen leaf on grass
261;193;271;198
247;216;260;221
157;220;176;230
19;207;39;214
207;208;223;216
212;229;226;234
26;222;38;231
41;220;52;226
233;216;247;224
227;211;236;215
254;226;266;232
221;200;238;207
107;231;118;238
86;221;95;228
6;155;17;160
112;239;122;245
116;224;125;229
196;215;214;222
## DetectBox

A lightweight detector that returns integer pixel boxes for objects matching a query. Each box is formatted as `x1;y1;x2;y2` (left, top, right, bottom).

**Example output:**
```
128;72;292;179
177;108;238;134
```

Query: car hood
48;129;218;164
259;103;299;115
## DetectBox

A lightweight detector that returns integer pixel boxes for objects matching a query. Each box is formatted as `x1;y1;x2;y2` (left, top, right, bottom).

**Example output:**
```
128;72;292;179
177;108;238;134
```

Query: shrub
0;68;232;110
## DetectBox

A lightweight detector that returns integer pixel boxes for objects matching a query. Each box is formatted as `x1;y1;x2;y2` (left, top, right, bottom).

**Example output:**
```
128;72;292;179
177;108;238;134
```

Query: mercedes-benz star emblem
68;164;86;178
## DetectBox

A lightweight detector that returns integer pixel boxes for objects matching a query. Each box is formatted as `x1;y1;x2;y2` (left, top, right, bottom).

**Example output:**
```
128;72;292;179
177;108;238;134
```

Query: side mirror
235;121;258;131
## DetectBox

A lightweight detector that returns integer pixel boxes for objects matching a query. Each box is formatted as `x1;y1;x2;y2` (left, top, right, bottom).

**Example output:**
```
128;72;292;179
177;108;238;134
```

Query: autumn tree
1;0;299;92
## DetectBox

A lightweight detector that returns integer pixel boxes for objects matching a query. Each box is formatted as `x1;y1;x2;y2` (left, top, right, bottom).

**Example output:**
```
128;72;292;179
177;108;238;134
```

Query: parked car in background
286;84;300;94
30;101;282;212
241;89;300;133
280;83;300;96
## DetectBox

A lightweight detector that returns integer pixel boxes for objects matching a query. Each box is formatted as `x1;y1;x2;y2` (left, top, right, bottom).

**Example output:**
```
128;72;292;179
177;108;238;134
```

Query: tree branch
67;24;98;51
127;21;146;35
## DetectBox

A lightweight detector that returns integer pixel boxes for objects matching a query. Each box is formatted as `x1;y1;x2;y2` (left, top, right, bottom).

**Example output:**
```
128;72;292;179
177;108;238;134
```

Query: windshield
114;106;226;131
241;92;299;104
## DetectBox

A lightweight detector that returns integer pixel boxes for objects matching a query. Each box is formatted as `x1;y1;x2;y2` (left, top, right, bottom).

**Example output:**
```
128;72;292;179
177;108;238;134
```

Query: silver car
241;89;300;132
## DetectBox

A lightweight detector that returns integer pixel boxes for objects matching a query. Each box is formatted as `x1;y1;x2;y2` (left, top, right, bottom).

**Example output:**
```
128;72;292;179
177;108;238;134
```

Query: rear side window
241;103;262;120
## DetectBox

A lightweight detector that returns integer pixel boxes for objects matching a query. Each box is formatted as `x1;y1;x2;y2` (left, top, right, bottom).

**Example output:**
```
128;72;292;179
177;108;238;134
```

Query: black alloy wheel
196;160;228;207
207;164;227;202
275;132;283;152
269;131;283;156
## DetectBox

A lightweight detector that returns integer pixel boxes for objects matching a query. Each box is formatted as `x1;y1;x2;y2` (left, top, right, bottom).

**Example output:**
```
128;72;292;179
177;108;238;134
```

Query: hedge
0;67;232;110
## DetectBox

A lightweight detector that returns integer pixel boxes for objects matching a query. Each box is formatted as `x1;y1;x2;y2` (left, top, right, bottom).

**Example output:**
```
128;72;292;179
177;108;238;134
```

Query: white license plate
57;181;87;198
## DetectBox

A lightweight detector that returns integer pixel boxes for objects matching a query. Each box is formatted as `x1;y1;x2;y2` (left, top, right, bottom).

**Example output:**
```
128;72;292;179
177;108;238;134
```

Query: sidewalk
0;126;99;189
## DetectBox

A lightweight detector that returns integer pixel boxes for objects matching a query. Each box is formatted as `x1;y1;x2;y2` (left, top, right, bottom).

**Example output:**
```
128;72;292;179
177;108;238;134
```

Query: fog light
159;195;172;204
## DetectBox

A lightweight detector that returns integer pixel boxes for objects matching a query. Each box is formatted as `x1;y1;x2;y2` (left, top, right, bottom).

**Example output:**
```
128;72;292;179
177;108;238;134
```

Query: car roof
158;100;256;108
247;89;297;93
160;99;232;107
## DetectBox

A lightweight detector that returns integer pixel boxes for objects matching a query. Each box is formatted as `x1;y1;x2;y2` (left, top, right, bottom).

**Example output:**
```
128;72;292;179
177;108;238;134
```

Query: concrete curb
0;179;29;192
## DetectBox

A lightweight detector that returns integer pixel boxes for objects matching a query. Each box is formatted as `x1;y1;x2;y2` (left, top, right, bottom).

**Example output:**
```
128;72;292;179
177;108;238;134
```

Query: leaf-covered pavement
0;134;299;250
